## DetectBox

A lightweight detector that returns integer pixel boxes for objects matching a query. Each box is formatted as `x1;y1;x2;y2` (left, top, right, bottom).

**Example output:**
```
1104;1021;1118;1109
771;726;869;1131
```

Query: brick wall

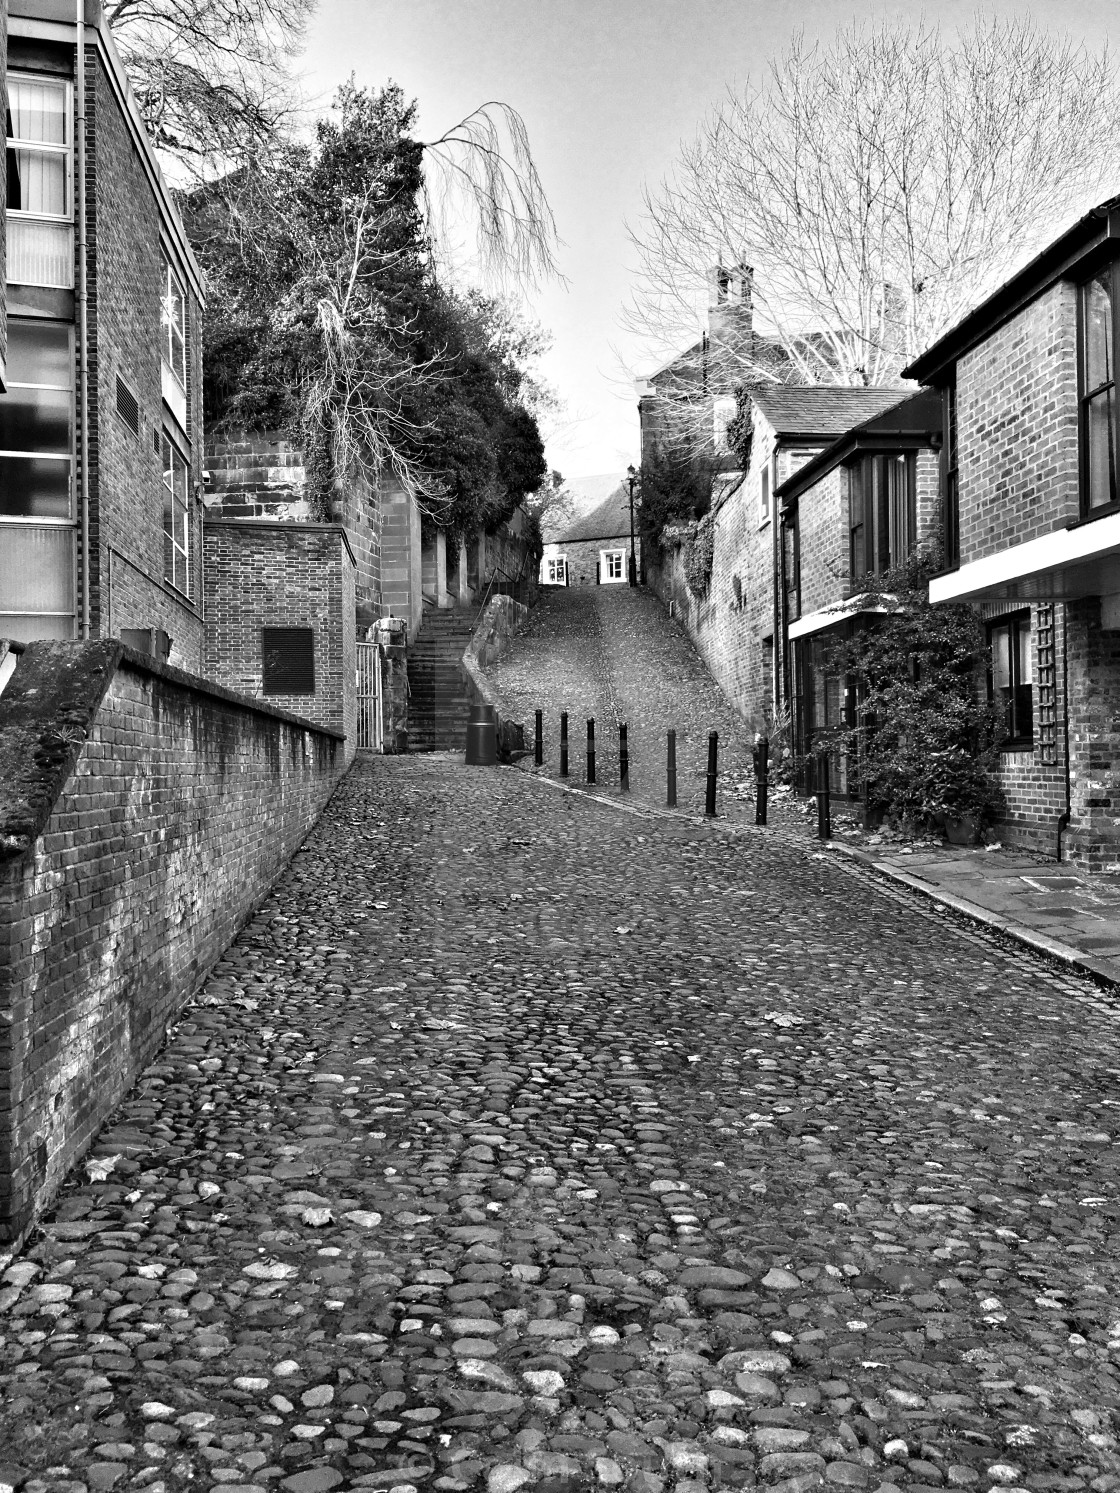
203;520;357;751
1064;598;1120;869
204;431;384;633
0;639;346;1241
956;282;1080;565
796;468;846;617
87;46;204;670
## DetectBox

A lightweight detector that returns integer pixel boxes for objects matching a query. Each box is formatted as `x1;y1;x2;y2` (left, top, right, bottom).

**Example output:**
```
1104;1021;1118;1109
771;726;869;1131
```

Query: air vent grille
115;375;140;437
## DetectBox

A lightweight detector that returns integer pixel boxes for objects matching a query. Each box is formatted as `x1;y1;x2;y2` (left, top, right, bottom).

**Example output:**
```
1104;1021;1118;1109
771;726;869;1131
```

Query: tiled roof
749;385;915;438
554;484;632;544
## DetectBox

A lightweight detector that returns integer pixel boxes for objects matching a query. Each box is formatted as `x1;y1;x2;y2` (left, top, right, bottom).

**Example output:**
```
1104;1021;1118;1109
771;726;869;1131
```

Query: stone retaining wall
0;640;346;1241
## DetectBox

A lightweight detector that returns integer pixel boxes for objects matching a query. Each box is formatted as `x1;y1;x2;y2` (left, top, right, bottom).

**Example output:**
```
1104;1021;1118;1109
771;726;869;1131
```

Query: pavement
3;754;1120;1493
489;586;1120;992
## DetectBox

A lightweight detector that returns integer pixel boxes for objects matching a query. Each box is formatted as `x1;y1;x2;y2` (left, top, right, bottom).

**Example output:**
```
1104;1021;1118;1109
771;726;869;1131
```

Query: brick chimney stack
707;262;754;369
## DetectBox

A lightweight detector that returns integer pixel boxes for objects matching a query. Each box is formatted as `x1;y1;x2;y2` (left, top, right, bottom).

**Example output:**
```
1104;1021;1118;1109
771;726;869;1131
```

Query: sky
298;0;1120;484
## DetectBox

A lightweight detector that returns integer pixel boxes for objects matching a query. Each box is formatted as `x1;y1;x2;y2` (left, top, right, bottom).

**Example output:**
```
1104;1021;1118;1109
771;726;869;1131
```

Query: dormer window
1080;266;1119;515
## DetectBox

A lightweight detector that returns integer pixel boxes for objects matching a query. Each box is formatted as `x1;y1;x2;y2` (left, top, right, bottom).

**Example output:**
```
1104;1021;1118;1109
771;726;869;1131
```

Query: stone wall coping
0;638;344;861
204;517;357;568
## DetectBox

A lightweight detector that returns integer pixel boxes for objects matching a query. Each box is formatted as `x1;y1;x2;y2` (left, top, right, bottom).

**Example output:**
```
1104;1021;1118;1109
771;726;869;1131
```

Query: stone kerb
460;595;529;759
0;640;348;1242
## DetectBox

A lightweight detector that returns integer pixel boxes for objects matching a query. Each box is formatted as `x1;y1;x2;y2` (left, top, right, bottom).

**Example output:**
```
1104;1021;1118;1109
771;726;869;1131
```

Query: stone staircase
406;604;479;751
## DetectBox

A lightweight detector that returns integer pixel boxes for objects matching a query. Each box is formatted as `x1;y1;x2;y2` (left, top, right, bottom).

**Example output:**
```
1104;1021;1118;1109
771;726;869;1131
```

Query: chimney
707;262;754;365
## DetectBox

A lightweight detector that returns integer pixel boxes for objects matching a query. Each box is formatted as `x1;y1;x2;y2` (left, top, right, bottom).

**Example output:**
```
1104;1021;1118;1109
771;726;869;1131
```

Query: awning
929;510;1120;604
787;592;898;640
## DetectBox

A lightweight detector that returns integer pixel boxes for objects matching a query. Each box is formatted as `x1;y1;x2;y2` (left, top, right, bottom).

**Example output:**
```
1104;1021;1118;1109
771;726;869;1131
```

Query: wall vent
115;375;140;437
262;627;315;695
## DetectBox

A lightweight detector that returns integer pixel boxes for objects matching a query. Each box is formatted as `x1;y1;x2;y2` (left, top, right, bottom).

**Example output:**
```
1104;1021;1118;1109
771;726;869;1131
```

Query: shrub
813;549;1005;828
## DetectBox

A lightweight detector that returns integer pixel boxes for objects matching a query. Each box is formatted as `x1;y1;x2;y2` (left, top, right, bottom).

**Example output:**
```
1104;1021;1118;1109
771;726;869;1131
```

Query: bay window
1080;266;1119;514
849;453;916;578
6;74;73;289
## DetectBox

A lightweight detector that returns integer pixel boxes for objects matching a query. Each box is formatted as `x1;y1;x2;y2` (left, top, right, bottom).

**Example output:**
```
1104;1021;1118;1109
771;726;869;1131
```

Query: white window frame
160;250;188;427
760;465;771;526
5;71;74;289
604;549;624;580
162;423;190;597
547;555;566;584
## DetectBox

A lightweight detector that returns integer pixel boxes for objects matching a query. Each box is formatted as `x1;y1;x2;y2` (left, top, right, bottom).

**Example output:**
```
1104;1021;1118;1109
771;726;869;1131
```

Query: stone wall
0;640;346;1241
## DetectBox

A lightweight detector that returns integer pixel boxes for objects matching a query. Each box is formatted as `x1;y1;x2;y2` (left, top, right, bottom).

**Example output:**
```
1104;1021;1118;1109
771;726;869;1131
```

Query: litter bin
465;703;498;765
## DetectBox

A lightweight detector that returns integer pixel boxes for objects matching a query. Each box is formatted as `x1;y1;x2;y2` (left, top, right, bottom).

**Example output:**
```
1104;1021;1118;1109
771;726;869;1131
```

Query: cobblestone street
489;588;763;818
3;756;1120;1493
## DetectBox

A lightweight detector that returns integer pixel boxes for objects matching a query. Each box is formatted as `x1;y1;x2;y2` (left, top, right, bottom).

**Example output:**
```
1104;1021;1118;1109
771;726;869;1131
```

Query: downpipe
76;0;91;640
1057;605;1072;861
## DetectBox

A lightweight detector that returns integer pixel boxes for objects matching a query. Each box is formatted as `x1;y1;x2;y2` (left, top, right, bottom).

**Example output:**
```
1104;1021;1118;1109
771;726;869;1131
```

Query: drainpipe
76;0;90;639
1057;605;1072;861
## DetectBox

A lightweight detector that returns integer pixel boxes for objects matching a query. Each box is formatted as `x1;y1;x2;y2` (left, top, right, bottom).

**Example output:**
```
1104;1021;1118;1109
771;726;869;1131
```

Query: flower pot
943;811;981;846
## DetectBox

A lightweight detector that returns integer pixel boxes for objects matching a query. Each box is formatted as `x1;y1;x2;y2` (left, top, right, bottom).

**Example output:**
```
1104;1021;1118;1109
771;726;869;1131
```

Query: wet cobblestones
3;756;1120;1493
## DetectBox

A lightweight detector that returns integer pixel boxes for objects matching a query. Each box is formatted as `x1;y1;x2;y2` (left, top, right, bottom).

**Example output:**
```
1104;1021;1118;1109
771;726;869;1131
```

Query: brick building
553;483;640;587
773;392;943;799
904;195;1120;867
0;0;205;670
202;520;357;749
647;387;907;735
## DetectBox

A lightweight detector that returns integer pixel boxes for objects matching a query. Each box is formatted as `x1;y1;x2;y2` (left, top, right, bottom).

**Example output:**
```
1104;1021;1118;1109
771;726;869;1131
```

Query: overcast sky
299;0;1120;484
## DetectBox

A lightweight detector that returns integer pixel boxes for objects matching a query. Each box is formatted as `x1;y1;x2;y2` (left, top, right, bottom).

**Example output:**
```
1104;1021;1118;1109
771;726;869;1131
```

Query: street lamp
627;464;638;587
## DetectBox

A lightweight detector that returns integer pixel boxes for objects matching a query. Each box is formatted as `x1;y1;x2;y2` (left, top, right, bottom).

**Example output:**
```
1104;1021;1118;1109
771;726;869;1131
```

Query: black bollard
619;723;629;792
705;731;718;817
560;712;569;778
753;734;769;826
667;730;677;808
534;709;543;767
587;718;596;785
817;752;831;841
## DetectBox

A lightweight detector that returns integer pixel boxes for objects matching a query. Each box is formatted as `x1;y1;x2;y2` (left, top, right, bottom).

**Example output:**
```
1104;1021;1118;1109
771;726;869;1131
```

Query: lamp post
627;464;638;587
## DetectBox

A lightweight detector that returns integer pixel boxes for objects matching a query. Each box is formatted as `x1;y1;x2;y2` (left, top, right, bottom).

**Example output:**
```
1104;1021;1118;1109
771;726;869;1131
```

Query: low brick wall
0;640;347;1242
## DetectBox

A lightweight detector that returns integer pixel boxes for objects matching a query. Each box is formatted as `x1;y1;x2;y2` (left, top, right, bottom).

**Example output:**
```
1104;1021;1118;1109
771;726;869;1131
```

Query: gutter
76;0;90;640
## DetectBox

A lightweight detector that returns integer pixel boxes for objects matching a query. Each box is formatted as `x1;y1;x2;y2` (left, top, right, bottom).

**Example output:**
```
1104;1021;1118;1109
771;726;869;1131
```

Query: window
116;375;140;437
760;466;771;524
988;612;1033;748
1081;267;1118;514
0;319;73;519
262;627;315;694
160;253;187;387
162;427;190;596
6;73;72;288
546;556;566;584
605;550;624;580
943;381;959;568
783;513;800;620
848;452;916;578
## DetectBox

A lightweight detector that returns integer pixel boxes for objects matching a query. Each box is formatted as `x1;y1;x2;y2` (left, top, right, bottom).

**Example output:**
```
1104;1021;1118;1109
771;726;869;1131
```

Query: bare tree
627;16;1120;389
105;0;315;177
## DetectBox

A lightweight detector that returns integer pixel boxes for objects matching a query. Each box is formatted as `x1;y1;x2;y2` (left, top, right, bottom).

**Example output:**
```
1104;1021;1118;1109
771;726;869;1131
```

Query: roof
540;472;631;542
903;195;1120;385
749;386;913;440
775;391;943;504
554;483;633;544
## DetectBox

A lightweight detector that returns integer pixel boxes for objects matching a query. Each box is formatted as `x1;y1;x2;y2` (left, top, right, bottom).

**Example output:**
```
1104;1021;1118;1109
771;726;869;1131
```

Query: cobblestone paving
489;588;765;819
4;757;1120;1493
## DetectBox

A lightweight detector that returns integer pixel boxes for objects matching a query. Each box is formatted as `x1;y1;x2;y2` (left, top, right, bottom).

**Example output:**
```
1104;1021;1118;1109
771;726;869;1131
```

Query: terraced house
0;0;205;666
905;195;1120;867
774;391;943;801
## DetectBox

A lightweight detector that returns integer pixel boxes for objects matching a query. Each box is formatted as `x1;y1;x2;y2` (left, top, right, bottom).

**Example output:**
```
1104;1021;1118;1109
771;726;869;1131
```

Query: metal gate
356;641;383;751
